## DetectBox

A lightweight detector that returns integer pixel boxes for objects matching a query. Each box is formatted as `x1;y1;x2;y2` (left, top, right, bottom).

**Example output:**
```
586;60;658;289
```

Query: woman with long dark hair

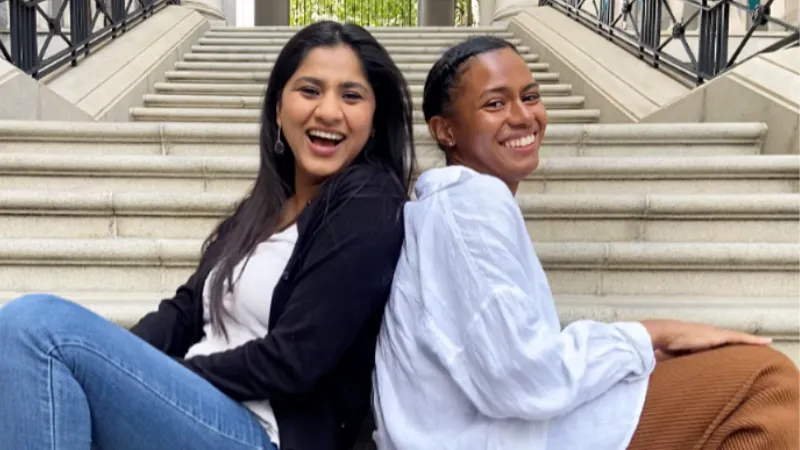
372;36;798;450
0;21;415;450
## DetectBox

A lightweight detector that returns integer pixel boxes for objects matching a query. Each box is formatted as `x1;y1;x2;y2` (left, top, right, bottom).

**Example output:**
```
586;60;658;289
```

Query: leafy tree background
290;0;479;26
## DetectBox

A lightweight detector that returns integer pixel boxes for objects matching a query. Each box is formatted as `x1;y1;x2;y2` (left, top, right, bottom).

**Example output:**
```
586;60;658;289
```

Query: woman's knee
720;344;799;390
731;344;797;369
0;293;82;333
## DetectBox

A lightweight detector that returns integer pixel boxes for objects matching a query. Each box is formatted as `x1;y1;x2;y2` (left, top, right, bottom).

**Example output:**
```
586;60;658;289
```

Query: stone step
181;52;541;63
0;238;794;297
173;60;551;73
141;93;585;110
0;152;794;195
190;44;533;54
209;25;510;33
128;106;599;124
0;121;768;157
197;37;525;47
1;190;795;243
203;30;518;40
161;69;560;84
1;291;794;348
152;81;573;96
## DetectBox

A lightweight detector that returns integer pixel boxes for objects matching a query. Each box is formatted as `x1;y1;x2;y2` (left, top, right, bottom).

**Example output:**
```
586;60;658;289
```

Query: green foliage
455;0;476;26
289;0;478;27
290;0;418;26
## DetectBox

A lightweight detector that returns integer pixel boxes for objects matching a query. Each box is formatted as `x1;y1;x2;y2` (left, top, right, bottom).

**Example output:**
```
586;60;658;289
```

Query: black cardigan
129;164;407;450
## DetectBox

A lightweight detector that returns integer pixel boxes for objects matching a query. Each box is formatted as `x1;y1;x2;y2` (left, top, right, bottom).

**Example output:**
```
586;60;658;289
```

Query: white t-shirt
185;224;299;446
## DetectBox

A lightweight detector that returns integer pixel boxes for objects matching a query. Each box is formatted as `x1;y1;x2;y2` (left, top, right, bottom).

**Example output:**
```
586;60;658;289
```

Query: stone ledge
2;291;793;362
129;106;600;125
207;25;509;32
0;237;795;271
0;190;796;220
643;47;800;155
0;153;796;179
43;5;209;121
202;30;516;39
0;292;795;337
0;60;93;121
508;7;691;123
196;37;526;46
0;119;768;146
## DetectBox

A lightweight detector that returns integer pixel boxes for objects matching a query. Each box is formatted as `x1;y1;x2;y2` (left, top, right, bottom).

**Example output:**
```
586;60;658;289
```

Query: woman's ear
427;116;455;148
275;102;282;128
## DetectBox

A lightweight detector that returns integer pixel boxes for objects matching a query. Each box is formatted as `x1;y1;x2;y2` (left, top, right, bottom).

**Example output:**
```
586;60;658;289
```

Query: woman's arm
176;168;406;402
420;171;655;421
129;216;236;357
128;272;205;358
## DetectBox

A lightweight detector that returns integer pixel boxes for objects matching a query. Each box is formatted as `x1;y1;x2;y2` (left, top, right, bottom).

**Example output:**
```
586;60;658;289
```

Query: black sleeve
128;268;206;358
177;170;406;402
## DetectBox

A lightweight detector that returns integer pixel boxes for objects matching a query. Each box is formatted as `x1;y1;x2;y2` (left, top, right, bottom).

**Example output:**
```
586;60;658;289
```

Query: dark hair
198;21;416;336
422;36;519;151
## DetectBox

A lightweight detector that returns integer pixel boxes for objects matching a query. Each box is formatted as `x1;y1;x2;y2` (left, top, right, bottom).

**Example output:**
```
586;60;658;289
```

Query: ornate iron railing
0;0;178;79
538;0;799;84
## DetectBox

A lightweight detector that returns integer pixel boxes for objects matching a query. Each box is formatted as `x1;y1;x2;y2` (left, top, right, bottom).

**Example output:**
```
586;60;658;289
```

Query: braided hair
422;36;520;152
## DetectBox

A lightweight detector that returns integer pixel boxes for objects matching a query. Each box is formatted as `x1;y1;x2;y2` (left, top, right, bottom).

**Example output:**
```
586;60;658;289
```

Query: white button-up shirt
372;165;656;450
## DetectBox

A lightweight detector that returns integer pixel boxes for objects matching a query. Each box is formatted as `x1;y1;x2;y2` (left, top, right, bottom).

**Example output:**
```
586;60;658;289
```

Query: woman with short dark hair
372;35;798;450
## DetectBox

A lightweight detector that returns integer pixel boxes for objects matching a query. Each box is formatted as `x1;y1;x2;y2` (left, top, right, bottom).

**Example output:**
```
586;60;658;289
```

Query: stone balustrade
0;0;229;32
492;0;798;30
1;0;794;31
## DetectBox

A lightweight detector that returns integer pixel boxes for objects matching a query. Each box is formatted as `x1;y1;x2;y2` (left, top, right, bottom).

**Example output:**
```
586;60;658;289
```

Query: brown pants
628;345;799;450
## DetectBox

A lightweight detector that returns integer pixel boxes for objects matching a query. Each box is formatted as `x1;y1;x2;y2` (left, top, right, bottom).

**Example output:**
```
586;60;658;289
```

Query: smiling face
276;44;376;184
429;47;548;192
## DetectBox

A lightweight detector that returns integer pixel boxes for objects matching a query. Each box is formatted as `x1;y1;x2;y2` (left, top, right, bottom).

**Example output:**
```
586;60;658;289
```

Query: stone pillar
222;0;236;25
182;0;228;22
479;0;495;25
419;0;455;26
491;0;533;24
255;0;290;25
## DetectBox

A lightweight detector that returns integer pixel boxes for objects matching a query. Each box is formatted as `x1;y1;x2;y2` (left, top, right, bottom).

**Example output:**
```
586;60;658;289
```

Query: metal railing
539;0;799;84
0;0;177;79
289;0;478;27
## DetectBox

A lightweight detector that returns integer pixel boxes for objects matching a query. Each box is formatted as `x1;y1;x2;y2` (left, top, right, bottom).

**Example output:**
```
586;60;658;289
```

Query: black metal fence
0;0;177;79
290;0;418;26
289;0;478;27
539;0;799;84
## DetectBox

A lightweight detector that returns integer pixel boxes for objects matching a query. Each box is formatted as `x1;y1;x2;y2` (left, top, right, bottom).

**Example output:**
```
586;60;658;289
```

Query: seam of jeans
47;356;56;450
46;342;266;450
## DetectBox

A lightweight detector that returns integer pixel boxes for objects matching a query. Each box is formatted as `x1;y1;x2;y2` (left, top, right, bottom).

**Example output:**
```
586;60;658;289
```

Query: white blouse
372;166;656;450
185;224;298;446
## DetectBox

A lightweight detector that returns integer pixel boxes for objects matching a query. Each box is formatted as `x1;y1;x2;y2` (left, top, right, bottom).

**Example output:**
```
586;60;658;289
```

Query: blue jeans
0;294;278;450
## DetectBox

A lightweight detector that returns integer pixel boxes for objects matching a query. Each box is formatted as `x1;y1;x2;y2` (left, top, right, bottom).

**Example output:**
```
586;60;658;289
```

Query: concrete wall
644;47;800;155
0;60;93;121
0;5;208;122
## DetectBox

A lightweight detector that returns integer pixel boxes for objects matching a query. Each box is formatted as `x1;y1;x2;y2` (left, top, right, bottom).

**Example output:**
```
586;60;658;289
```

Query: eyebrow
480;82;540;97
295;76;368;91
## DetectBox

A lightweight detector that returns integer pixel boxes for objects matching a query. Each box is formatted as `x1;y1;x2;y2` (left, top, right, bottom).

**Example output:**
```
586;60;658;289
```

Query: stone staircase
0;25;797;361
130;26;600;125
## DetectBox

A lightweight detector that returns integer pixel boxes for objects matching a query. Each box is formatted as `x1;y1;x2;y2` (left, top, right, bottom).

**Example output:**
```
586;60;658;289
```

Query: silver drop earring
274;125;285;155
